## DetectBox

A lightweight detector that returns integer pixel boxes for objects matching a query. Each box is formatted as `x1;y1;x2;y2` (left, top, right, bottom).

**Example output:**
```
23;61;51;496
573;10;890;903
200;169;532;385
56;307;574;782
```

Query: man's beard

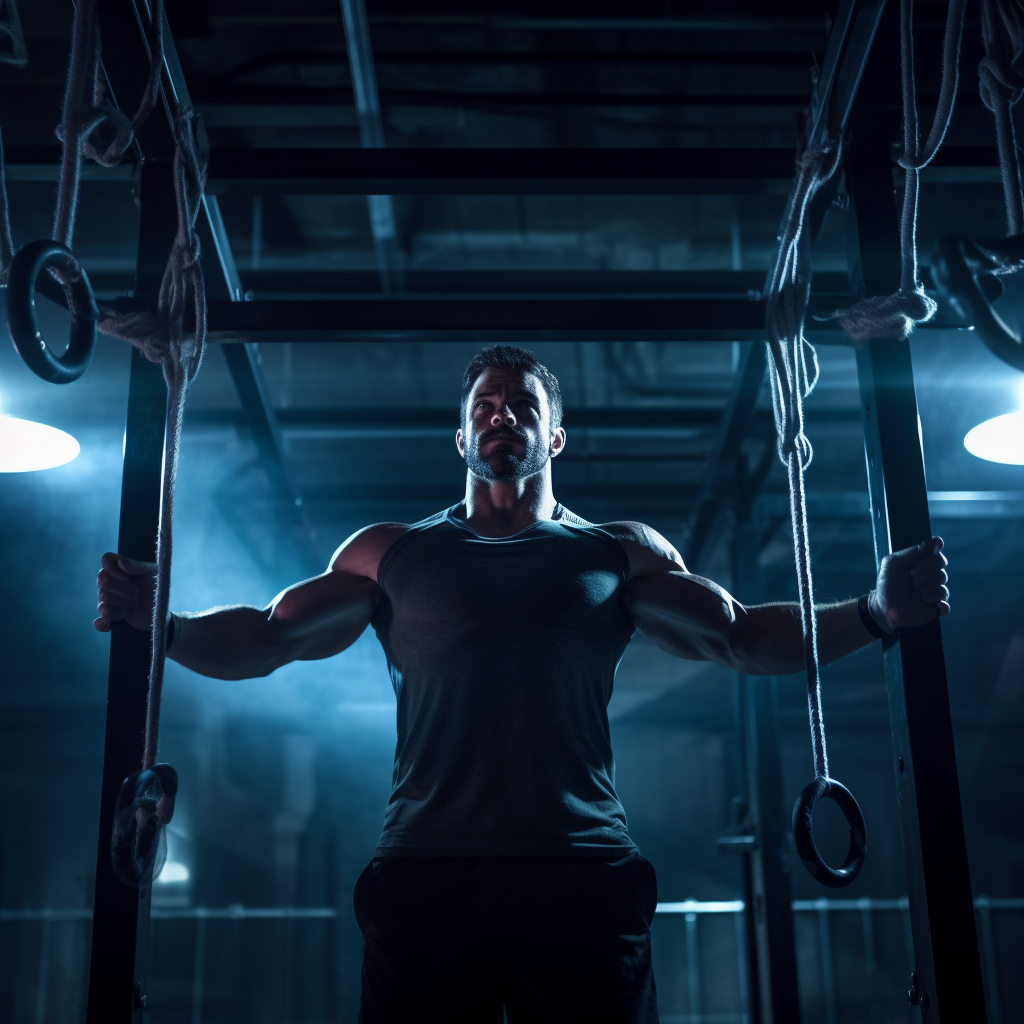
465;427;549;483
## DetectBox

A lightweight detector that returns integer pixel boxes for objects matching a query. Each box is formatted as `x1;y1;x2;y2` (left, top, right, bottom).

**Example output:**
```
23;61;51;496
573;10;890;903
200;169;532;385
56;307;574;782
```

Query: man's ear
455;428;466;458
549;427;566;458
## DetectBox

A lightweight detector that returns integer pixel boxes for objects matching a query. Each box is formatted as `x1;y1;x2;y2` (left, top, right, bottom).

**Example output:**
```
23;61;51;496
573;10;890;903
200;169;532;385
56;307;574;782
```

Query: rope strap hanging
779;0;969;886
101;107;209;888
764;131;867;888
820;0;966;341
0;0;202;887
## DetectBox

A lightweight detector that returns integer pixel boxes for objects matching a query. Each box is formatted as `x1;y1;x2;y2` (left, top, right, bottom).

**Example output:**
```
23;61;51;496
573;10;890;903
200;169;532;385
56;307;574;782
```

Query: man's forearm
168;605;284;680
737;597;881;675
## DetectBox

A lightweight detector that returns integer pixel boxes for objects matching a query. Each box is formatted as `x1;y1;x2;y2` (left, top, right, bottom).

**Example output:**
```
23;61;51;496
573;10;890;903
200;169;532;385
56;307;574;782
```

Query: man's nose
490;404;516;426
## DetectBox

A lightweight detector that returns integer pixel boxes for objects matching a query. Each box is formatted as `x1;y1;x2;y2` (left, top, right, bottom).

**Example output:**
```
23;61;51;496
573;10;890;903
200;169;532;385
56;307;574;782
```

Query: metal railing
653;896;1023;1024
2;897;1020;1024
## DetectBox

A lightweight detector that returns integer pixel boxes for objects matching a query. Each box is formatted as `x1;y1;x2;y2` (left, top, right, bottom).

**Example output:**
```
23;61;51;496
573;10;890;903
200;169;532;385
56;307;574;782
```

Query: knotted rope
823;0;966;340
0;0;26;68
99;107;209;769
0;0;162;285
979;0;1024;236
53;0;164;250
765;136;842;781
766;133;867;887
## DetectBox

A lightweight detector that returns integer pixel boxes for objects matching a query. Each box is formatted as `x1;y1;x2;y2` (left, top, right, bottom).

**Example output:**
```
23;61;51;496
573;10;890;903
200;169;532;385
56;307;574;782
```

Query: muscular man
95;345;949;1024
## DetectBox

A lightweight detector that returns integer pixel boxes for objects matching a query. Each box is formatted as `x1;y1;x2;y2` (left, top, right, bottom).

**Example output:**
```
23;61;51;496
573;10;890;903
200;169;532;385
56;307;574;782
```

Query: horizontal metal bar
757;490;1024;520
202;148;800;195
1;145;998;190
101;295;847;340
6;897;1022;923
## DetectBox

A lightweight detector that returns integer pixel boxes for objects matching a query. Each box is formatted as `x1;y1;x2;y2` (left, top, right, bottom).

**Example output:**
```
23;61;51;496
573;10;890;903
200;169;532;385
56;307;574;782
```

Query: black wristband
857;593;888;640
165;612;176;653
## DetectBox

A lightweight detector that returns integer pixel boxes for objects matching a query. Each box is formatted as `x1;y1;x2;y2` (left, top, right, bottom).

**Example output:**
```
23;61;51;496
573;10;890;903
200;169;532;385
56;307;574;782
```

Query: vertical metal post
732;516;802;1024
85;160;176;1024
191;911;207;1024
975;897;1004;1024
816;901;838;1024
847;145;987;1022
34;915;51;1024
733;905;752;1024
685;910;701;1023
859;898;879;1023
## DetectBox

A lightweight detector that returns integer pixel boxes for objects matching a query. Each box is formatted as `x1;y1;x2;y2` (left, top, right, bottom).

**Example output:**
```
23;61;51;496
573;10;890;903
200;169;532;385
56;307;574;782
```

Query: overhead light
0;414;81;472
965;381;1024;466
156;861;190;884
964;410;1024;465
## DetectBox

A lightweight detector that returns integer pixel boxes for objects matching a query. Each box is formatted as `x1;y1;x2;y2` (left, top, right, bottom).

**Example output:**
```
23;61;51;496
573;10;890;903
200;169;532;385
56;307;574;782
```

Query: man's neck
461;468;557;537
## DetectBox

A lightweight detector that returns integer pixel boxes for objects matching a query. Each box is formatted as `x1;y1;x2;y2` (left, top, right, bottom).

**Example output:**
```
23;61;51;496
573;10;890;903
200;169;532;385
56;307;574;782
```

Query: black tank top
371;503;637;857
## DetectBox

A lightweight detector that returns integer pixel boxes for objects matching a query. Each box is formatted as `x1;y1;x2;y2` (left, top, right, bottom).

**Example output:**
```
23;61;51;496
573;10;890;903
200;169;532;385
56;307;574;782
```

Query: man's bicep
625;571;748;668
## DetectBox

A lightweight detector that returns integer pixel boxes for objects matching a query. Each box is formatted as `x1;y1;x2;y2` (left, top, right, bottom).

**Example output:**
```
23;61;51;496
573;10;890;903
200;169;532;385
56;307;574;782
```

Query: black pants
354;852;659;1023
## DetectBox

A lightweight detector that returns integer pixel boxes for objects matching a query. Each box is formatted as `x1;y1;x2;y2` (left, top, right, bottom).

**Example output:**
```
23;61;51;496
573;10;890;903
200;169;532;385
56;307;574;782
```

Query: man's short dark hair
461;346;563;430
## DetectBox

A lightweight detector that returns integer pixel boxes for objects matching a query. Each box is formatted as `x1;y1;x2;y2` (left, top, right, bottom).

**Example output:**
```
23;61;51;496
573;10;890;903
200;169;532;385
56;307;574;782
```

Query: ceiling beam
1;145;998;189
100;295;858;340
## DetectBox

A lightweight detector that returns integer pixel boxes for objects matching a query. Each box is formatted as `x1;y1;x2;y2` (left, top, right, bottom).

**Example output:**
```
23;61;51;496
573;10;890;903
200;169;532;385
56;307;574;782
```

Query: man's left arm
612;523;949;676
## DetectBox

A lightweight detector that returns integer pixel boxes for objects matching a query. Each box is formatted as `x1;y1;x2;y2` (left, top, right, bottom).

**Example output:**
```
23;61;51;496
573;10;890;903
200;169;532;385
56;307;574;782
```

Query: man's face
456;368;564;483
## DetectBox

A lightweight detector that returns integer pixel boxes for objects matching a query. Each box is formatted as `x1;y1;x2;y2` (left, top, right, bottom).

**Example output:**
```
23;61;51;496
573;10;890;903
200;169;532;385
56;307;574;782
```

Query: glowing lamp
963;411;1024;465
0;414;80;472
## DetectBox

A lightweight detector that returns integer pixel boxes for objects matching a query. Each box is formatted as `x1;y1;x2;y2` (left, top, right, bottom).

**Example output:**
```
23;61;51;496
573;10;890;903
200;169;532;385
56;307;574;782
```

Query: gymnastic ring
6;239;97;384
791;776;866;889
931;233;1024;372
111;762;178;888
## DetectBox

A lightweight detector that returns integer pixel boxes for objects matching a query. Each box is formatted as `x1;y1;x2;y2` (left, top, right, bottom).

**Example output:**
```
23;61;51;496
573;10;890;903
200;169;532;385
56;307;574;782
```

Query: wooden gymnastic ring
6;239;97;384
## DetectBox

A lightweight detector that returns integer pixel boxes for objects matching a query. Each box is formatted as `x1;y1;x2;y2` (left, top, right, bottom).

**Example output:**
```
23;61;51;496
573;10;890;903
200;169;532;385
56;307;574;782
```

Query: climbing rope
100;107;209;772
825;0;966;341
763;127;867;888
0;0;27;68
101;107;208;887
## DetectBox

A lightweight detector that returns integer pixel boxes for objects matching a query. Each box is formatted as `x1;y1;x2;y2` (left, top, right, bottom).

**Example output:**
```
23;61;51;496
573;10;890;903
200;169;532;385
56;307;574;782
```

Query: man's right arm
94;523;407;680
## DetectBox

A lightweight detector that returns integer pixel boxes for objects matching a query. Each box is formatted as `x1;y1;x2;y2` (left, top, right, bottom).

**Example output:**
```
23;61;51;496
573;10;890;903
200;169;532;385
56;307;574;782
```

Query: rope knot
816;286;937;341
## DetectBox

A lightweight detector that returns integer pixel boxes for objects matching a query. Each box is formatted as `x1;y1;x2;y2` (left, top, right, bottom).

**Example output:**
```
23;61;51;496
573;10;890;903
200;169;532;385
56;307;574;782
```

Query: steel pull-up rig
3;0;995;1020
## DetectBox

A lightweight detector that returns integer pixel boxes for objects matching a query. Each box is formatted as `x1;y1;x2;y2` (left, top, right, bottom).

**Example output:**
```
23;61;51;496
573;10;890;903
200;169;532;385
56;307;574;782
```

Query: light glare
156;861;190;884
0;415;81;472
964;411;1024;465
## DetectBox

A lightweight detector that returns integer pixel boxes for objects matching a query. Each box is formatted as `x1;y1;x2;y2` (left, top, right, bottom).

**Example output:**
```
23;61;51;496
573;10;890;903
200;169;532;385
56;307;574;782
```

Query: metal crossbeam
0;144;998;188
202;147;797;194
98;295;858;340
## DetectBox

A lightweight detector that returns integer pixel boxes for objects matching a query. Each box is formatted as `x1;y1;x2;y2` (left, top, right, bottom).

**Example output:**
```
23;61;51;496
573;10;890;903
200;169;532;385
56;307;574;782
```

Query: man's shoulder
330;523;411;580
595;520;686;578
